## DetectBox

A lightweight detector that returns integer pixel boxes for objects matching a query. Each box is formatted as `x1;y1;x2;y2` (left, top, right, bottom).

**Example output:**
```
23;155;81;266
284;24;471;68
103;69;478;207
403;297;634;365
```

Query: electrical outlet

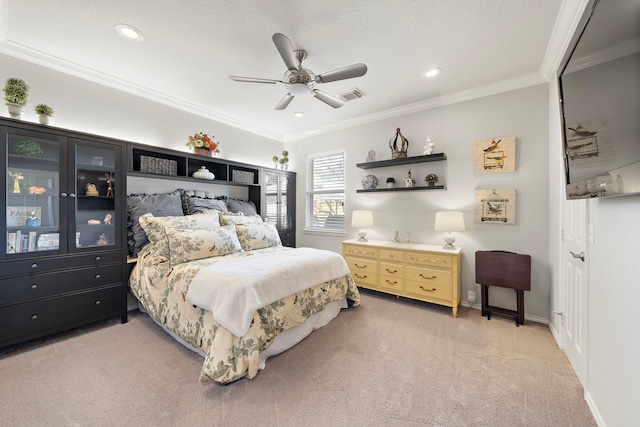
467;291;476;303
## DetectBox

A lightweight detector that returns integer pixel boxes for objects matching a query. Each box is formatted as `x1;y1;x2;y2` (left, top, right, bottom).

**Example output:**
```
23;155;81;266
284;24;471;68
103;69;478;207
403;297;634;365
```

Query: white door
561;197;588;387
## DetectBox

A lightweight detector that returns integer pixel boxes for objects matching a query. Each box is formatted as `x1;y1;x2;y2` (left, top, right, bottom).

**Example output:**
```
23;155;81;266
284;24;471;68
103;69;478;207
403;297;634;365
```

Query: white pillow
221;213;263;226
236;222;282;251
164;224;243;266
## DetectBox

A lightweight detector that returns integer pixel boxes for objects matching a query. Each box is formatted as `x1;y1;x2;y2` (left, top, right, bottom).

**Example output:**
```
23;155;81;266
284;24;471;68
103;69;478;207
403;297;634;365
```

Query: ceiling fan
229;33;368;110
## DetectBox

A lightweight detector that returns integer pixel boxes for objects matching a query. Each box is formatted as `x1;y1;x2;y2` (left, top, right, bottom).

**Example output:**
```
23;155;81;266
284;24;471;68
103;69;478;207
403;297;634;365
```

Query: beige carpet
0;290;595;426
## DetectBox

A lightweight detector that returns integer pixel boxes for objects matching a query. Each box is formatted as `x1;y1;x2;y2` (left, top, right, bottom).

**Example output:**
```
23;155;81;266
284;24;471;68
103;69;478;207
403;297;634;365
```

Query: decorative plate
362;174;378;190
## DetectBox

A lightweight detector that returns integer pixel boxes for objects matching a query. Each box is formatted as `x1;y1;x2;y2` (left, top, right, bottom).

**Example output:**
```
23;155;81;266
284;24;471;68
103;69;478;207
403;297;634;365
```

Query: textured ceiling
1;0;567;141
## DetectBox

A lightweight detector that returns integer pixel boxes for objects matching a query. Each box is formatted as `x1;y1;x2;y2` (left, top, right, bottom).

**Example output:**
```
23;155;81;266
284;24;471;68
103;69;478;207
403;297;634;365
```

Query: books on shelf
36;233;59;250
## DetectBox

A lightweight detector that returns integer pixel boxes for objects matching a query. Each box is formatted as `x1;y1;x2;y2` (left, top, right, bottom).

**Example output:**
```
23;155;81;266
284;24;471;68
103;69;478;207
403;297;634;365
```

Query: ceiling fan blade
315;63;368;83
274;93;295;110
272;33;300;72
312;90;345;108
229;76;281;84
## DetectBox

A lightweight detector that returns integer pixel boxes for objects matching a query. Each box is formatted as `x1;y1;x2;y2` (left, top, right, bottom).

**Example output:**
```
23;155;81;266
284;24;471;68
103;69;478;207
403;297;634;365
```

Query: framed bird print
474;189;516;224
473;135;516;174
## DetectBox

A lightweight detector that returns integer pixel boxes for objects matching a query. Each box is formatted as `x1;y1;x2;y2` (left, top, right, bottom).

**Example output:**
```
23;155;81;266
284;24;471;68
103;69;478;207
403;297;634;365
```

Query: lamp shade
434;211;465;232
351;210;374;228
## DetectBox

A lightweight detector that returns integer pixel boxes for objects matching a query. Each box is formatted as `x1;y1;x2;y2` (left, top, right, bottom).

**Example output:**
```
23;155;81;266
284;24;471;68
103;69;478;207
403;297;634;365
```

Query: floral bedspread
129;245;360;384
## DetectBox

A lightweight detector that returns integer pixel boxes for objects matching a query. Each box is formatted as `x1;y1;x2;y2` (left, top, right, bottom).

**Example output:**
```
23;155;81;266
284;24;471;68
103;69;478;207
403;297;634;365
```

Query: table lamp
434;211;465;249
351;210;374;242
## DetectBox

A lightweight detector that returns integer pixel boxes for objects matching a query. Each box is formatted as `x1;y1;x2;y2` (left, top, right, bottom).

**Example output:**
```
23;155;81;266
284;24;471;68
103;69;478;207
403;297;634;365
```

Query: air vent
337;88;365;102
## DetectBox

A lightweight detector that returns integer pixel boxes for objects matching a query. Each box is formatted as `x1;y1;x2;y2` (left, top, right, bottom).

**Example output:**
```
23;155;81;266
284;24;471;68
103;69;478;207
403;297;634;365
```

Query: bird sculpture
483;139;501;153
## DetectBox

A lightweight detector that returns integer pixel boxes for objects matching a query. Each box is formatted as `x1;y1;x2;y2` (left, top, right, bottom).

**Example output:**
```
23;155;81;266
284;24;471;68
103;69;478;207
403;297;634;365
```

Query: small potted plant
425;173;439;187
272;155;279;168
386;177;395;188
3;78;29;119
281;150;290;170
35;104;55;125
278;157;286;169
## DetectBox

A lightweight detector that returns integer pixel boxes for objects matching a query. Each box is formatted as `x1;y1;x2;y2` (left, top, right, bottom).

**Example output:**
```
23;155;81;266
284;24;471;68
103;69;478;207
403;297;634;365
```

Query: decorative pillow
236;222;282;251
185;195;228;215
221;213;264;226
227;198;258;216
180;190;224;215
164;224;243;266
127;190;184;256
138;210;221;260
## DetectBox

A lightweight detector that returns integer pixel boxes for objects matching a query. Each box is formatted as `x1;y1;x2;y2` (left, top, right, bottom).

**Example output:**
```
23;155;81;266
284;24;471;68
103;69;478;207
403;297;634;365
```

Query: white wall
0;54;283;168
288;84;551;321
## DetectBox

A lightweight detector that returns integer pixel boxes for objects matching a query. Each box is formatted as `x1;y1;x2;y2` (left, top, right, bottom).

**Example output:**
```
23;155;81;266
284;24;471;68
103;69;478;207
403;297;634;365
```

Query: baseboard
584;390;606;427
548;321;562;347
459;301;549;324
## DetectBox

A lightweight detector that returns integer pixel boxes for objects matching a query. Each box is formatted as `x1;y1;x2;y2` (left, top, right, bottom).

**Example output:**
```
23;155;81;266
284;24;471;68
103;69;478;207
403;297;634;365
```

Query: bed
127;190;360;384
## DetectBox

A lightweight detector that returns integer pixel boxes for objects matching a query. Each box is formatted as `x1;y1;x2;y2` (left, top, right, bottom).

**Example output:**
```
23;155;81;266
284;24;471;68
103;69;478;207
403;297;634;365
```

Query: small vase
6;103;23;119
428;182;436;187
193;147;211;157
38;114;50;125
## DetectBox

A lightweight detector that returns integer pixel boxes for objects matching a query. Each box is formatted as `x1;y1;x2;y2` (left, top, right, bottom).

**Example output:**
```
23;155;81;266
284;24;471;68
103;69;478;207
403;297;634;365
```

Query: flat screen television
558;0;640;199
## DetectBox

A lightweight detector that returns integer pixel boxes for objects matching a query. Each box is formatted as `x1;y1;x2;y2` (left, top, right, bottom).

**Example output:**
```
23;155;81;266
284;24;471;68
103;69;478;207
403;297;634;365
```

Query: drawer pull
95;274;101;279
31;284;38;290
385;280;398;285
95;300;101;305
95;256;101;261
419;274;437;280
385;268;398;274
419;286;437;292
354;263;367;269
354;274;367;279
31;314;38;320
31;263;38;269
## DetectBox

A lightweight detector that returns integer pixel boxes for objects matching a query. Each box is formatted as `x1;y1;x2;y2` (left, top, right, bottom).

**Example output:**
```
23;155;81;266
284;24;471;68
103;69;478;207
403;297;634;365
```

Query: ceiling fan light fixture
293;112;304;118
116;24;144;41
288;82;311;97
424;67;441;78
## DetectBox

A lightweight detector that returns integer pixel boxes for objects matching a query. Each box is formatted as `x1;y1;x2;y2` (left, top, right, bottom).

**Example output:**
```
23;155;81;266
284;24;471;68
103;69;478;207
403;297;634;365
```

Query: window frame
304;149;346;235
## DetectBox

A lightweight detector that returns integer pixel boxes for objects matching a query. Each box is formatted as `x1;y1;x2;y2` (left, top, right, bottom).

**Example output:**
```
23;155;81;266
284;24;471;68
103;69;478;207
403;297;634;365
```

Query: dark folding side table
475;251;531;326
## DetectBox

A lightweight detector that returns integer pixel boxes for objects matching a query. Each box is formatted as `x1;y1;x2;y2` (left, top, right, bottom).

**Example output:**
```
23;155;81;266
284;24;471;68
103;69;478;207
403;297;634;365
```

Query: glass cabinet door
264;171;279;225
279;173;293;232
5;130;65;256
73;140;120;250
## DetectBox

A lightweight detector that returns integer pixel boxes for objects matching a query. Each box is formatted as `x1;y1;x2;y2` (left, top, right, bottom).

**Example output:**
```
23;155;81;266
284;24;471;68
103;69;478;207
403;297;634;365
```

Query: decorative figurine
389;128;409;158
25;211;41;227
97;233;108;246
386;177;395;188
394;230;400;243
85;183;99;196
103;214;112;225
404;169;415;187
366;148;376;162
8;171;23;194
105;173;114;197
423;136;435;155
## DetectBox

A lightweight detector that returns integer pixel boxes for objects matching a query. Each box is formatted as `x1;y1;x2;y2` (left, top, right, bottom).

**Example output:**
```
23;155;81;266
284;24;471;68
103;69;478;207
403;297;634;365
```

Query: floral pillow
236;222;282;251
220;213;264;226
164;224;243;266
138;210;221;261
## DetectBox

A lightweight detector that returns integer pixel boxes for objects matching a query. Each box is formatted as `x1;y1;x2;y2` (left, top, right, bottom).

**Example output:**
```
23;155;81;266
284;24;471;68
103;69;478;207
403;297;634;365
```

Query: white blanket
186;247;351;337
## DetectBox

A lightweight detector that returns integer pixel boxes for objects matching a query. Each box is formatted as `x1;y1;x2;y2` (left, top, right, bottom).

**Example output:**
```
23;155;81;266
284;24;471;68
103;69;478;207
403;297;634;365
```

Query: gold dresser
342;239;462;317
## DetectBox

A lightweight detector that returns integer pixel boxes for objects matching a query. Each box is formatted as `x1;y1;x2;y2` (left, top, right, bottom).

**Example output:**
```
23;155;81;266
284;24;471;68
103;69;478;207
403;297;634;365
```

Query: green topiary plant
35;104;54;116
15;140;44;157
425;173;439;184
3;78;29;106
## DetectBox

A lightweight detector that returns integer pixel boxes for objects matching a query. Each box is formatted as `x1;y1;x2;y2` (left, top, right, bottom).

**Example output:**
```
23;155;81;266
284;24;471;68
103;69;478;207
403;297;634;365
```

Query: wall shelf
356;153;446;169
356;185;445;193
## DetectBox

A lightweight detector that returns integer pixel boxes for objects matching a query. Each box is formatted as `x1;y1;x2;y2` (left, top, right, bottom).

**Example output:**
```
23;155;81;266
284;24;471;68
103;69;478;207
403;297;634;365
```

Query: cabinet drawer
379;276;403;292
346;257;378;274
406;251;453;268
0;250;122;278
343;245;378;259
351;271;378;286
405;266;452;286
405;280;452;301
0;286;123;345
379;261;403;277
379;249;404;262
0;264;122;306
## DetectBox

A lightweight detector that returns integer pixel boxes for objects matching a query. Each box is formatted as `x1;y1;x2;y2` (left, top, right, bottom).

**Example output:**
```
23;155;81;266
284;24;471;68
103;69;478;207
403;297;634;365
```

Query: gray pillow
227;199;257;216
127;190;184;256
185;196;228;215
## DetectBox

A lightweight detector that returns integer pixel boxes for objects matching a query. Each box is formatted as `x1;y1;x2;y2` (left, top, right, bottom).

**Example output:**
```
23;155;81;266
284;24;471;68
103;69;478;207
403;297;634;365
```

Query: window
305;150;345;232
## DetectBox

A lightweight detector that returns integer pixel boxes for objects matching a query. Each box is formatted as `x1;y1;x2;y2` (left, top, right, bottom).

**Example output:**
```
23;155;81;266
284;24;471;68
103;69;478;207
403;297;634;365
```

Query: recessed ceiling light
424;67;441;78
116;24;144;41
293;112;304;118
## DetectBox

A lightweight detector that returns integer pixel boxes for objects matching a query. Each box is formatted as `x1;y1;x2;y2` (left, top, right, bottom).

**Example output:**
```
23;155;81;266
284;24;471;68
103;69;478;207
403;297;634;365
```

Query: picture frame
6;206;41;227
473;136;516;174
474;189;516;224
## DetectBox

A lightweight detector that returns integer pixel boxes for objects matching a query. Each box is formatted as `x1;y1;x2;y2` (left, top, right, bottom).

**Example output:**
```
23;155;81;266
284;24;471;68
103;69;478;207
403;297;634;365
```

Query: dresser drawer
0;264;122;306
0;285;123;345
405;280;452;301
0;250;122;278
379;276;403;292
406;251;453;269
379;249;404;262
351;271;378;286
345;257;378;274
343;245;378;259
379;261;403;277
405;266;452;286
